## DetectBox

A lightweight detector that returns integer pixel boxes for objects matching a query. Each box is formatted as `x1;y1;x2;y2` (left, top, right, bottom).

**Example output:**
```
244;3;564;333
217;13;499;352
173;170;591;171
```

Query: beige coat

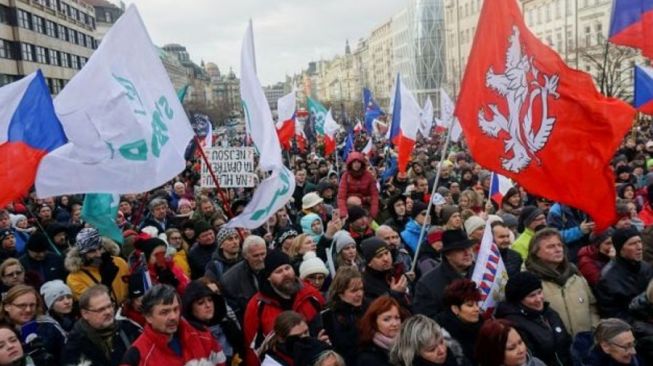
541;274;599;335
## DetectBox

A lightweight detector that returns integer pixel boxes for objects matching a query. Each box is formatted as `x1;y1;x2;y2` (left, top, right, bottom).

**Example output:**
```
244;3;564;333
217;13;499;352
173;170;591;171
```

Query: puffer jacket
65;238;130;304
494;301;572;366
540;274;599;336
243;280;324;366
400;218;426;255
120;318;226;366
337;152;379;218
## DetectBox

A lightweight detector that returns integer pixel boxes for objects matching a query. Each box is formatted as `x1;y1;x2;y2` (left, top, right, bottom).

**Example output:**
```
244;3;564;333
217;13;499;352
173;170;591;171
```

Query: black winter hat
128;271;147;299
517;206;543;233
137;237;167;262
441;229;473;254
194;221;213;235
347;206;368;223
361;237;389;263
611;227;640;255
292;337;332;366
505;271;542;303
411;201;428;219
26;231;50;252
261;249;291;280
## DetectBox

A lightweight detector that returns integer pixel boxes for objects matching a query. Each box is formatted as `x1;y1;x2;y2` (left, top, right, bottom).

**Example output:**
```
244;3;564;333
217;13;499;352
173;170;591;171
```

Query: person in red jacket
121;284;226;366
243;250;324;366
337;151;379;219
577;229;615;287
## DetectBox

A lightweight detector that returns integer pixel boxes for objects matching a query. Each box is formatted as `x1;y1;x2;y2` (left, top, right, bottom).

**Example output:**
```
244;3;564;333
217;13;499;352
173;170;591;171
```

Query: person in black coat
414;230;475;318
360;238;410;308
596;227;653;319
491;221;522;278
436;279;484;364
494;272;572;366
61;285;142;366
320;266;366;365
19;232;67;288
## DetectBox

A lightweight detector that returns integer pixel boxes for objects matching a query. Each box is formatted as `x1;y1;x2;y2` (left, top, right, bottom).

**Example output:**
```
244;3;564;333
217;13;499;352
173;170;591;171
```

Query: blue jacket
547;204;586;245
401;219;426;255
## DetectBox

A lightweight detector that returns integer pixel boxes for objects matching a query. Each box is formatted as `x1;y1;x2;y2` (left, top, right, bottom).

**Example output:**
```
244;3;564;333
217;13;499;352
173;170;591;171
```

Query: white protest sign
201;147;257;188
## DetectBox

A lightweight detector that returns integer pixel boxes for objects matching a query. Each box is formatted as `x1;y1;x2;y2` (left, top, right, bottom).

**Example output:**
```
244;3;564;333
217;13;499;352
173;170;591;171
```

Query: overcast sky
121;0;407;85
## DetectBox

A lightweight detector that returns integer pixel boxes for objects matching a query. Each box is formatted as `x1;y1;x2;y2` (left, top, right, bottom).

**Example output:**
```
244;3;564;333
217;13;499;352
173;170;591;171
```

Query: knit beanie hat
612;227;640;255
261;249;291;280
440;205;460;224
333;230;356;253
39;280;72;309
275;229;298;248
216;227;238;247
194;221;213;236
137;237;167;261
361;237;389;263
499;213;519;229
177;198;192;210
427;227;444;245
589;228;614;246
299;251;329;279
464;216;486;235
347;206;368;223
128;271;148;299
75;228;103;254
411;201;428;219
505;271;542;303
518;206;543;233
26;231;50;252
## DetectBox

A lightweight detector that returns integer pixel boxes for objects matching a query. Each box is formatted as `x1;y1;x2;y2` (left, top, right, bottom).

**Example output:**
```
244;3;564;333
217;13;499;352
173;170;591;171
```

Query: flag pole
410;125;453;273
194;136;235;219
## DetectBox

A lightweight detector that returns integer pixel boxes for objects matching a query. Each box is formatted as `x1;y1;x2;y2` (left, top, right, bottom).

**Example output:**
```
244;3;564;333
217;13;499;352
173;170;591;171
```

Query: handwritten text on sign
201;147;257;188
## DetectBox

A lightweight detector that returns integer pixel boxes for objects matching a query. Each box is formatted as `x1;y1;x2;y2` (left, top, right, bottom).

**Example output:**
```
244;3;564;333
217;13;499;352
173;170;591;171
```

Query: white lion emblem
479;26;559;172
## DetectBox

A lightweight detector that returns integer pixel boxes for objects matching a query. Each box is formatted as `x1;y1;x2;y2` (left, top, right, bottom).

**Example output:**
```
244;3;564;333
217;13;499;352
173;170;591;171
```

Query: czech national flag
609;0;653;59
489;172;513;205
388;73;422;173
276;91;296;150
635;64;653;115
0;70;67;207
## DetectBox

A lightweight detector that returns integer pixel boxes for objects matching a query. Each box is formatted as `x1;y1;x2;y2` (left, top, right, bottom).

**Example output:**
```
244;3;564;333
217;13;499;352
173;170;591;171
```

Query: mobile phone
392;263;405;282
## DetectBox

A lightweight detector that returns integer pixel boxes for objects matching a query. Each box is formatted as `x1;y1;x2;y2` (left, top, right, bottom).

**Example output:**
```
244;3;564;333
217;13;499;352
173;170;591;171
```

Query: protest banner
200;147;257;188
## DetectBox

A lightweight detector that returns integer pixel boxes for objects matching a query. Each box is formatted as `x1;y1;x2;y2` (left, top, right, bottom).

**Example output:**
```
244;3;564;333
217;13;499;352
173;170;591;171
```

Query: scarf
372;332;396;351
77;318;116;361
525;257;577;287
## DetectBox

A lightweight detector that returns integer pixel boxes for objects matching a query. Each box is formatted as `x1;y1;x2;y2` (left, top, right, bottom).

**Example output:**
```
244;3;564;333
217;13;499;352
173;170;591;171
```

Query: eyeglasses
85;302;115;313
307;274;326;281
3;270;24;278
611;341;637;351
11;302;36;310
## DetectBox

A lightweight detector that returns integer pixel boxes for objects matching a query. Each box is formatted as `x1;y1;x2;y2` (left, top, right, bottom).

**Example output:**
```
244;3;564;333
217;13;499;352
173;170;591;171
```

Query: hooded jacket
65;239;129;304
121;318;226;366
337;152;379;218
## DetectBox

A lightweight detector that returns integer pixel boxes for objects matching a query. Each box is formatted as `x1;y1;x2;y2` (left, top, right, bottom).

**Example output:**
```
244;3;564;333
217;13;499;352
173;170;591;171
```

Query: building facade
82;0;121;40
0;0;97;91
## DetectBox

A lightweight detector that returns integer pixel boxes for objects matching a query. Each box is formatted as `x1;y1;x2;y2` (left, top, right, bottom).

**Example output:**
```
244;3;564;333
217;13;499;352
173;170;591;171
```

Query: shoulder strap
81;269;100;284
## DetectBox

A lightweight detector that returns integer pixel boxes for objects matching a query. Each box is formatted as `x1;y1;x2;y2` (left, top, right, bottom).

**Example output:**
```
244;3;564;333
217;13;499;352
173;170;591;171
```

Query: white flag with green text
35;5;192;197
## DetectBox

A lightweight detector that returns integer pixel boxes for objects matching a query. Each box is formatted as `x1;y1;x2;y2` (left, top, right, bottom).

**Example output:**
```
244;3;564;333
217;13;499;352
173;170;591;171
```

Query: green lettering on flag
250;169;291;221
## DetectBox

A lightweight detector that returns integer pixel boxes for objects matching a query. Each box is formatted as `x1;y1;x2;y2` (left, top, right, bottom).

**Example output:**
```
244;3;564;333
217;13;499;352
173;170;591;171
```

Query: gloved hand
99;251;119;287
156;267;179;288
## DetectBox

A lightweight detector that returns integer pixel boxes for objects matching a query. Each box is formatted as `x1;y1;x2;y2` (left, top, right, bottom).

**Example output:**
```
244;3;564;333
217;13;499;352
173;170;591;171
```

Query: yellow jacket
173;249;191;278
511;228;534;260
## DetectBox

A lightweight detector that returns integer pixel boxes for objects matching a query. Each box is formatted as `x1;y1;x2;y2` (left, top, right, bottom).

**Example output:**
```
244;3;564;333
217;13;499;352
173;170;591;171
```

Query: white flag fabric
35;5;193;197
439;88;463;142
225;21;295;229
241;21;282;171
419;97;434;137
471;222;509;311
225;166;295;229
324;109;340;138
276;90;296;129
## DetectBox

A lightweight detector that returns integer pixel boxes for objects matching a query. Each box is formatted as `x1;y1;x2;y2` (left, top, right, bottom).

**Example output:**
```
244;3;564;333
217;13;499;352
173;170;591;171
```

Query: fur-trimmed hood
64;237;121;273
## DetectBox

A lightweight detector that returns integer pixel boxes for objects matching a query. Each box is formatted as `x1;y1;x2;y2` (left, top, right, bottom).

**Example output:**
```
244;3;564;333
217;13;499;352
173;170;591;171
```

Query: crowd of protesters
1;121;653;366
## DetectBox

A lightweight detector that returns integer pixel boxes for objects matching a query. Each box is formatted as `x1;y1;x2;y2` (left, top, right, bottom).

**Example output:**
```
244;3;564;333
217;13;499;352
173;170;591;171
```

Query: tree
581;42;637;101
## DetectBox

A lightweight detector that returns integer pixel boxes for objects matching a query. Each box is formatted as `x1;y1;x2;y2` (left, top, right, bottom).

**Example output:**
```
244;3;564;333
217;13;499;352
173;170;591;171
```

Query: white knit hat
40;280;72;309
464;216;486;235
299;251;329;279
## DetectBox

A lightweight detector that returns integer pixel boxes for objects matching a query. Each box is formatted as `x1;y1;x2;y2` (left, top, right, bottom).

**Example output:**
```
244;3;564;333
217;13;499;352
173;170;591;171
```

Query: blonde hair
288;233;311;258
0;258;23;277
1;285;43;323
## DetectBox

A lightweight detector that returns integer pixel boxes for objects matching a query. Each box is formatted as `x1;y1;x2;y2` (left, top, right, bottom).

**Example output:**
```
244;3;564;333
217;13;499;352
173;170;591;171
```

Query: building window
49;49;59;66
556;0;562;19
70;54;79;69
71;8;78;20
79;56;86;67
33;15;44;34
68;28;76;44
17;9;31;29
35;46;47;63
596;23;604;44
537;6;542;24
21;43;34;61
0;40;13;59
105;11;112;22
60;52;69;67
58;24;67;41
0;5;8;25
45;20;56;37
585;25;592;47
546;3;551;21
